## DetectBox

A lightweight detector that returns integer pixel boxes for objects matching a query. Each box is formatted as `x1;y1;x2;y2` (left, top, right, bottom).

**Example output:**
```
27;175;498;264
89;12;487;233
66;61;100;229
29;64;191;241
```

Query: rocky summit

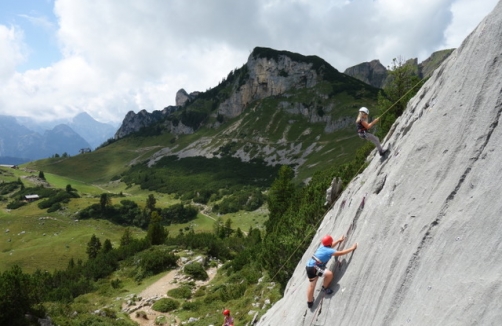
257;2;502;326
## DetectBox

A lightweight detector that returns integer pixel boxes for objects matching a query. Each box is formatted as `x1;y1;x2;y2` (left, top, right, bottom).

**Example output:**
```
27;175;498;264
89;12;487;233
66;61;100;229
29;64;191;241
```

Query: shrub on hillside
160;203;198;225
214;187;264;214
181;301;200;311
0;181;21;195
204;282;247;302
38;189;79;212
167;285;192;299
183;262;208;281
137;248;178;276
6;200;26;209
193;286;206;297
77;200;148;229
152;298;179;312
47;202;62;213
166;232;232;260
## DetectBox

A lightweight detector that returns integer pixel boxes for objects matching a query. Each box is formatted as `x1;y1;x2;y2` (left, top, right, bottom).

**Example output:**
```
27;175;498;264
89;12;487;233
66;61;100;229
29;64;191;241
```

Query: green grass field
0;167;268;273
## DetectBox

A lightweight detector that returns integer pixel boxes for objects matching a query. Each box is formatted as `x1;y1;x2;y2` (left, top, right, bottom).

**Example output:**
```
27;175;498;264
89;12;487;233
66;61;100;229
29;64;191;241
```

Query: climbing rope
269;193;341;284
268;78;425;301
376;78;424;119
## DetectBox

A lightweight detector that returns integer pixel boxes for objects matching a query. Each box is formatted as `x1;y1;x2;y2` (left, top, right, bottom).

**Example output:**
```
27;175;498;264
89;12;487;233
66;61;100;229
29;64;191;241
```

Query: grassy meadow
0;164;268;274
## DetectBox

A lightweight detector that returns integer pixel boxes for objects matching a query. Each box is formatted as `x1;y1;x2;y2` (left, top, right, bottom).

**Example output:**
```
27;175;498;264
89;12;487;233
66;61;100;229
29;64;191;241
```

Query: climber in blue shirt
306;234;357;308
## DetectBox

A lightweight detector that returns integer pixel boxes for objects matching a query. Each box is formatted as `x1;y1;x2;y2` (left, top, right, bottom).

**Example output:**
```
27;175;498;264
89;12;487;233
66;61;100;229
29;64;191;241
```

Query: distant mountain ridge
0;113;116;163
16;112;117;149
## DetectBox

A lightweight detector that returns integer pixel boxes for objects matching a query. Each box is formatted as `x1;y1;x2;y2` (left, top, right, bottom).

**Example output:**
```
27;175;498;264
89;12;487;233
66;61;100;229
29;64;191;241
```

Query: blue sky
0;0;499;124
0;0;60;70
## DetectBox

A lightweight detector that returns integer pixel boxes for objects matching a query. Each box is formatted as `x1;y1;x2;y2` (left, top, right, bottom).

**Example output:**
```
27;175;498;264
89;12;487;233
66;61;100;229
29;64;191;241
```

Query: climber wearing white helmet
356;107;388;156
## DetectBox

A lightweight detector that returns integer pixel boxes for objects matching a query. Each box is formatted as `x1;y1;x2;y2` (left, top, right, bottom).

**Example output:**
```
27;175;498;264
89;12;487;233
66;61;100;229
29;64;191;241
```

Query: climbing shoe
307;301;313;308
321;286;333;295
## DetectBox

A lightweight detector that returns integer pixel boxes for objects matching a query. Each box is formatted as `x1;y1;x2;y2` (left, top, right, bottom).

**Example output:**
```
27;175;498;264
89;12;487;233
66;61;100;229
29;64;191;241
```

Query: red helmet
322;235;333;247
223;309;230;316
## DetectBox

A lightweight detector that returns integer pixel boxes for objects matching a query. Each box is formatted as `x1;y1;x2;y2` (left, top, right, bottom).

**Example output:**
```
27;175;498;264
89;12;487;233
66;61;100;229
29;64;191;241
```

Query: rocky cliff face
419;48;455;79
345;49;454;89
175;88;199;106
115;48;334;138
114;105;186;139
218;51;321;118
258;2;502;325
343;59;388;88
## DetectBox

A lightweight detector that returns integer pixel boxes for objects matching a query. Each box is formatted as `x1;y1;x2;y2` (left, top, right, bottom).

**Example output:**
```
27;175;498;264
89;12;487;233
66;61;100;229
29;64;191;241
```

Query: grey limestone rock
257;2;502;325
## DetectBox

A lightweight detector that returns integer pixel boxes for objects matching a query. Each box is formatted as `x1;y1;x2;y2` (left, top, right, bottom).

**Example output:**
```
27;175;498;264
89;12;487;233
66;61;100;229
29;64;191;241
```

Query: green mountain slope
29;47;380;186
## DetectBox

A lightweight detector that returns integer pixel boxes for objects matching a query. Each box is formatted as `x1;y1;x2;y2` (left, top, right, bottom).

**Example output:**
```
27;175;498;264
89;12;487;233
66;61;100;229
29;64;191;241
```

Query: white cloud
0;25;27;81
442;0;499;49
0;0;498;124
18;13;55;31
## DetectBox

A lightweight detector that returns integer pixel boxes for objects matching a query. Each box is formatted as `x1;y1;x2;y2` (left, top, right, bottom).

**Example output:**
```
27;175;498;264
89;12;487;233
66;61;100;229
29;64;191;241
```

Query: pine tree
147;211;167;245
376;56;424;139
86;234;102;259
120;228;133;247
266;165;296;233
99;193;111;212
224;218;234;238
102;239;113;253
0;265;41;325
146;194;156;211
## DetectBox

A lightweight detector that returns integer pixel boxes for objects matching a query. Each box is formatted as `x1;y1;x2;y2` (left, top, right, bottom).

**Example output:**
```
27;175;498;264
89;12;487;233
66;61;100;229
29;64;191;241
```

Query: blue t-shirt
306;245;336;267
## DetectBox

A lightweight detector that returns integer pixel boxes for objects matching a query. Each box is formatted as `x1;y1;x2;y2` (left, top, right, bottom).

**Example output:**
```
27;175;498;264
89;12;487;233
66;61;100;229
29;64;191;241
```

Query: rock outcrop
344;59;388;88
419;48;455;79
218;49;322;118
258;2;502;325
345;49;454;89
175;88;199;106
114;105;185;139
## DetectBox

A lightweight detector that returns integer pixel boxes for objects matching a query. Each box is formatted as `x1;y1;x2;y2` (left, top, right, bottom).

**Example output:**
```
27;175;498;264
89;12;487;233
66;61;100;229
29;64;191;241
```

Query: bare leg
307;277;318;302
323;270;333;288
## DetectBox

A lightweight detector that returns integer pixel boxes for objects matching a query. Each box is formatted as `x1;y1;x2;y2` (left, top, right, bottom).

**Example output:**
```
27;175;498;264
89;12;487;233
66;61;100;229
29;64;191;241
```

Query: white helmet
359;107;369;115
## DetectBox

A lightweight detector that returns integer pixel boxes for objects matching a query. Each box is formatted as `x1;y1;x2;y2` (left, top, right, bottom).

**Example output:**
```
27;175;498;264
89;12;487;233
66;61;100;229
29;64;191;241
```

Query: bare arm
360;117;379;129
334;243;358;256
332;235;345;248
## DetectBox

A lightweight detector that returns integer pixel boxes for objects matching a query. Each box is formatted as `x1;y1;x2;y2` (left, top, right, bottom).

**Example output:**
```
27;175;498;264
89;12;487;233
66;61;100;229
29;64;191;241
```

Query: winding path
124;267;218;325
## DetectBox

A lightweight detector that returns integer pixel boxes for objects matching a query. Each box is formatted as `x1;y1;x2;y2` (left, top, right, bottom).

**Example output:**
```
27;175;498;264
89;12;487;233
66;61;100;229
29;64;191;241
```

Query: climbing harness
307;193;366;326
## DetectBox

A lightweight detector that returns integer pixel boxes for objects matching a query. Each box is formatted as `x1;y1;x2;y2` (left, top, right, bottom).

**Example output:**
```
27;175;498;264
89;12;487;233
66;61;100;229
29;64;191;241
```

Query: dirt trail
125;266;218;326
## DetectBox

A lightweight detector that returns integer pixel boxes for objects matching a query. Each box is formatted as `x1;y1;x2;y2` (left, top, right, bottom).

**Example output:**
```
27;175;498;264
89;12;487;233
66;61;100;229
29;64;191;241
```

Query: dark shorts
306;265;325;280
